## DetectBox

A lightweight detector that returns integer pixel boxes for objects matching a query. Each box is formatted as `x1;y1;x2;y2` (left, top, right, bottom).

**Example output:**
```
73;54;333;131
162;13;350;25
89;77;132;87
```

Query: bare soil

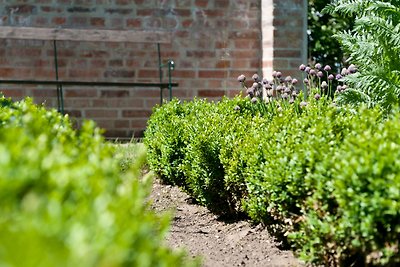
150;178;305;267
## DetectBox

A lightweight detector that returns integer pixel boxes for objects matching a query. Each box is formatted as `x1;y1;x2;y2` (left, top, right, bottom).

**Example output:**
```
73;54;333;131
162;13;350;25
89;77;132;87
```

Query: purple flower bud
299;64;306;71
341;68;347;76
234;105;240;111
321;81;328;90
310;69;317;76
292;91;298;97
284;87;291;94
336;74;343;80
317;71;324;78
252;82;259;89
284;76;293;83
324;65;332;72
272;71;278;78
246;87;254;97
328;74;334;80
289;98;295;104
303;78;309;85
282;93;289;100
342;85;348;90
300;101;308;107
251;97;258;104
305;67;311;74
252;73;260;82
267;89;274;97
315;63;322;70
262;78;268;84
237;74;246;83
265;83;272;90
314;93;321;100
276;85;283;92
348;64;357;74
292;78;298;85
276;71;282;78
336;85;342;92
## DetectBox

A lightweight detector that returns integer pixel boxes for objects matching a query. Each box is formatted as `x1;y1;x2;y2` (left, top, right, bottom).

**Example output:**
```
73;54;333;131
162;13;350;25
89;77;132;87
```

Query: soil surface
150;178;305;267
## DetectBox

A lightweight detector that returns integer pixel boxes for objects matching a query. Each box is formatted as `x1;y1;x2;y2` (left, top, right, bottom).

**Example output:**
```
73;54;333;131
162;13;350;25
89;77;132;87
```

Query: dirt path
150;178;304;267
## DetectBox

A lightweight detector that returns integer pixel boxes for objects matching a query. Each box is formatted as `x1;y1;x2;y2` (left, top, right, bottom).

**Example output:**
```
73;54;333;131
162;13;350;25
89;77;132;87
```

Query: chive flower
237;74;246;83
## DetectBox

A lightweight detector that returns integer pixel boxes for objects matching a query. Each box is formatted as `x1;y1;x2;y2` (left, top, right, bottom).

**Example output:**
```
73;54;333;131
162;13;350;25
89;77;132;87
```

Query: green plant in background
325;0;400;111
0;96;198;267
308;0;354;69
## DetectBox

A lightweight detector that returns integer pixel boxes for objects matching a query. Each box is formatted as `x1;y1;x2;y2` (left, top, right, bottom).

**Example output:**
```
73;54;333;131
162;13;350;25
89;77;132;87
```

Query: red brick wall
0;0;306;138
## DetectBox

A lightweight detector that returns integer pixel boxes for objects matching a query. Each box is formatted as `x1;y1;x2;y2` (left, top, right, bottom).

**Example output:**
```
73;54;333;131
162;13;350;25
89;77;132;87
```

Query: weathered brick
64;89;98;97
122;110;152;118
90;17;105;26
198;89;225;97
6;5;36;14
86;109;119;118
103;70;135;78
100;90;129;97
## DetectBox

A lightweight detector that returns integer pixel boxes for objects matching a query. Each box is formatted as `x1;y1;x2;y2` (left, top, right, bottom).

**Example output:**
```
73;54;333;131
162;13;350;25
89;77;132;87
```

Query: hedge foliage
0;96;198;267
144;95;400;266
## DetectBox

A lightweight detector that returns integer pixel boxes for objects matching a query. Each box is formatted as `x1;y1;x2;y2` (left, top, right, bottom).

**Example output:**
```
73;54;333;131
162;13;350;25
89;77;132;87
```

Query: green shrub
0;96;198;267
145;93;400;266
290;107;399;266
144;99;187;186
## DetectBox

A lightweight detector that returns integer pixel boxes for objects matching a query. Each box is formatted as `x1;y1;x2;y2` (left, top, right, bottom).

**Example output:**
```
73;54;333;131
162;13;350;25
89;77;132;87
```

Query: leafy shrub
144;99;187;186
290;107;400;266
0;96;198;267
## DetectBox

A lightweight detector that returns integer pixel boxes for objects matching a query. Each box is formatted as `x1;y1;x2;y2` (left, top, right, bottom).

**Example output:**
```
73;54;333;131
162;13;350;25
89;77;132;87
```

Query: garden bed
150;177;303;267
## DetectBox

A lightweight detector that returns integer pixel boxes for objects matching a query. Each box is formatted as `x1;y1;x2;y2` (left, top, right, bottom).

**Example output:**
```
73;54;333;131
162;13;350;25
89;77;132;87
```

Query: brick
104;129;130;138
173;70;196;78
131;119;147;128
109;59;123;67
122;110;152;118
0;89;24;98
70;17;89;26
216;60;231;69
67;7;94;12
52;17;67;25
136;9;154;16
126;19;141;28
186;51;216;58
90;59;107;68
65;89;98;97
195;0;208;7
199;70;227;79
137;69;158;78
96;120;114;129
105;8;132;15
32;89;57;97
115;120;130;128
104;70;135;78
86;109;119;118
198;89;225;97
274;49;301;58
0;68;15;77
91;17;105;26
68;69;101;79
133;89;160;98
182;19;193;28
100;90;129;97
215;0;230;8
6;5;36;14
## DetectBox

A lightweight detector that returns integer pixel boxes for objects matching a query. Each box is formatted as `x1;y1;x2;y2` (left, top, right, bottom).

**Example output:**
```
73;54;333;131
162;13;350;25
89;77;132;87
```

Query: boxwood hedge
145;95;400;266
0;96;198;267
